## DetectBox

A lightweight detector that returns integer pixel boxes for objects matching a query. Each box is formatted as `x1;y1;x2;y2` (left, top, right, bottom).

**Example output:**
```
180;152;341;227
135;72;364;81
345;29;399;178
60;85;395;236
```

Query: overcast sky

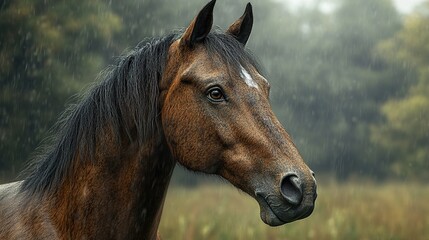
393;0;425;13
280;0;425;14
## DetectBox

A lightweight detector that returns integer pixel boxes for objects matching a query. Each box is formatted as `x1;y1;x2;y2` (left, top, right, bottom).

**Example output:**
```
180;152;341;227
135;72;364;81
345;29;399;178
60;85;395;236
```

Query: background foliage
0;0;428;182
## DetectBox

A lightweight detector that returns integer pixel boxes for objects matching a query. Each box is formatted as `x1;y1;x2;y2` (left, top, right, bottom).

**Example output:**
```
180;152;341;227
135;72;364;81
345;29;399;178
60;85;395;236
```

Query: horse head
160;0;317;226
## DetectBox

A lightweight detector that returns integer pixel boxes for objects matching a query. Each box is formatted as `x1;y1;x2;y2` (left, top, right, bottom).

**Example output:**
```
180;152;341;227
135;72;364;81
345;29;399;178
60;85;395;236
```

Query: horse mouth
254;192;314;226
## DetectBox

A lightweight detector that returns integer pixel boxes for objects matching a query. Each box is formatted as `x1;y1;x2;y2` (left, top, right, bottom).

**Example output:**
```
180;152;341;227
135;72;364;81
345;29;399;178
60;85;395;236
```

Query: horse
0;1;317;239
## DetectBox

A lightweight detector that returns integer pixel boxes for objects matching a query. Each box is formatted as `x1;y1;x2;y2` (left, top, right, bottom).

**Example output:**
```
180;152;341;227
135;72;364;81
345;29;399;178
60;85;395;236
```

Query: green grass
159;181;429;240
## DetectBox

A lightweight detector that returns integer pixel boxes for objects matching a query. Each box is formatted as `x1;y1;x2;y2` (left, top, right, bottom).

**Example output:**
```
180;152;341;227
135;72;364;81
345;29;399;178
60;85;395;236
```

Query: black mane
20;31;259;196
205;31;260;72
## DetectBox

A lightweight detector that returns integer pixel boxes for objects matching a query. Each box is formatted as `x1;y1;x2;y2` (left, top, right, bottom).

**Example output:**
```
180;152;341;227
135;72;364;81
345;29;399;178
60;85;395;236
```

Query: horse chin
255;193;288;226
258;205;286;227
254;191;315;227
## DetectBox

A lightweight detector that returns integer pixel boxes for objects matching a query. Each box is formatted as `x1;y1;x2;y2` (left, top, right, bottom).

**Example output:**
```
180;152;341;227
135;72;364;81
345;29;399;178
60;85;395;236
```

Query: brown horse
0;1;316;239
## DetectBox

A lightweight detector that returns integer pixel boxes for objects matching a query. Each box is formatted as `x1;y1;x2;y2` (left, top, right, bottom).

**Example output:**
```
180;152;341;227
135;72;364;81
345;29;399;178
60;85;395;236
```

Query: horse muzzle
254;172;317;226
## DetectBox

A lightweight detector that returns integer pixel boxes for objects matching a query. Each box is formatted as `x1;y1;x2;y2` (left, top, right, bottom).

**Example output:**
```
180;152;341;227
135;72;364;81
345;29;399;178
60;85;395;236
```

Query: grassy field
159;181;429;240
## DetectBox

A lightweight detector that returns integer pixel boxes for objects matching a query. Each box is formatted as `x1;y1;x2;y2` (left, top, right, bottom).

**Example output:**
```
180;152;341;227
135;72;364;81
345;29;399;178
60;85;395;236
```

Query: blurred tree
264;0;410;179
372;7;429;180
0;0;121;179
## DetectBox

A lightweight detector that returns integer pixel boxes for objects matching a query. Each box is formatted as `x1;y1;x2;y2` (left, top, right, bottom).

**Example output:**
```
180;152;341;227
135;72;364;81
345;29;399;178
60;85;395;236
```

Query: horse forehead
172;46;269;90
180;60;225;79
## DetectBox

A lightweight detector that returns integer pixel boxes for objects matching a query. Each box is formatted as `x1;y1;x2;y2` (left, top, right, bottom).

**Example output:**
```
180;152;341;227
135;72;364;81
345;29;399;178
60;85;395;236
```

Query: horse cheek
162;102;220;172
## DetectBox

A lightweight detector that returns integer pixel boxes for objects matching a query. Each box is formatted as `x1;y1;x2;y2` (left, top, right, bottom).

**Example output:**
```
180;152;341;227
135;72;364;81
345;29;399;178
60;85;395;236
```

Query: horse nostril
280;174;303;206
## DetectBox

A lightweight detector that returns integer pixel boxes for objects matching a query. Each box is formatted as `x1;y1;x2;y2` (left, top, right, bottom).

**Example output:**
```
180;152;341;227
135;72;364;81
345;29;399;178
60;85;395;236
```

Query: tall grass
159;181;429;240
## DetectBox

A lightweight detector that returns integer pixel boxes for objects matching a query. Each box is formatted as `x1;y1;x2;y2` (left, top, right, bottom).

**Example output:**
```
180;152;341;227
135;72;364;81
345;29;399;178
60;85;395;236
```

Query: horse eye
207;87;225;102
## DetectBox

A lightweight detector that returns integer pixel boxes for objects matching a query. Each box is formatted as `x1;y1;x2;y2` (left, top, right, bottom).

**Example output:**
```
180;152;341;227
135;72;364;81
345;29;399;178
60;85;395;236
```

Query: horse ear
227;3;253;46
181;0;216;47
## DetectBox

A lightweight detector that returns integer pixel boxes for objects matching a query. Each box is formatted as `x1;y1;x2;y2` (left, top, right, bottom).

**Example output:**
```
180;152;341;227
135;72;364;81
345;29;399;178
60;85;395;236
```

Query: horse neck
47;133;175;239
